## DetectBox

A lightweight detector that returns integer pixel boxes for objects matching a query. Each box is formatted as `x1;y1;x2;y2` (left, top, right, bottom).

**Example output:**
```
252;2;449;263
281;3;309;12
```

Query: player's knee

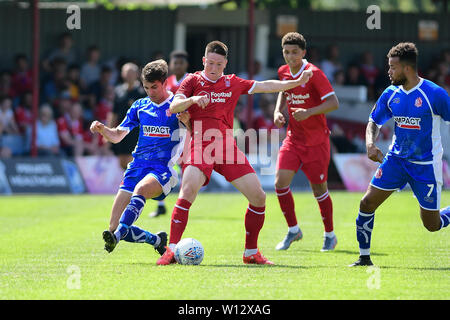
252;190;266;207
423;221;440;232
360;196;378;213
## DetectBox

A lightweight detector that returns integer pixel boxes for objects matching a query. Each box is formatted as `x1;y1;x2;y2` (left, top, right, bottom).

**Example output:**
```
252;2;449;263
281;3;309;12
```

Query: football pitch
0;191;448;300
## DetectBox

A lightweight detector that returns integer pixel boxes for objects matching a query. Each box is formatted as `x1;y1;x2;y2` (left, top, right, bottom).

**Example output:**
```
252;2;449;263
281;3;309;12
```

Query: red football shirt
166;73;188;94
278;60;335;146
176;71;256;136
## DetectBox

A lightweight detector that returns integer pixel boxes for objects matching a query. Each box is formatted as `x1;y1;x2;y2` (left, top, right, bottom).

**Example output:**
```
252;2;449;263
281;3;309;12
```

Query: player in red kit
157;40;313;265
273;32;340;252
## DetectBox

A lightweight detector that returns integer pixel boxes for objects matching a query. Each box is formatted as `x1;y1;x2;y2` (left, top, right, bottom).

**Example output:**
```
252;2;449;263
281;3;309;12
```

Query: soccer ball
174;238;204;265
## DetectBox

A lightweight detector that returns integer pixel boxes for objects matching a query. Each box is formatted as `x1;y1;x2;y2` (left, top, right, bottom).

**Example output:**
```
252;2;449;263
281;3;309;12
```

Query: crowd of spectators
0;32;449;159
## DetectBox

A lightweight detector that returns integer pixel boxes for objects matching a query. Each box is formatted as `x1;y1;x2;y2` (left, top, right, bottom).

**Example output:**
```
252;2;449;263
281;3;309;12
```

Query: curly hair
281;32;306;50
387;42;418;69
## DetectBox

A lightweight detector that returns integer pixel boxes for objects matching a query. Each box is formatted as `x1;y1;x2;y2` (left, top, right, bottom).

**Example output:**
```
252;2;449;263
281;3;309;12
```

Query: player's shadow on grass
377;266;450;271
294;249;388;256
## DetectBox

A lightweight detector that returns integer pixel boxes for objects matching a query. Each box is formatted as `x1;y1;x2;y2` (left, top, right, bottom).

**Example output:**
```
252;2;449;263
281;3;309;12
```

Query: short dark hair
387;42;418;69
170;50;189;61
205;41;228;58
141;59;168;83
281;32;306;50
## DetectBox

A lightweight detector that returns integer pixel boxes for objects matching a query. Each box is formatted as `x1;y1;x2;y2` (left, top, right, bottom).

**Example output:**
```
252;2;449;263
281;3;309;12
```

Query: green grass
0;191;449;300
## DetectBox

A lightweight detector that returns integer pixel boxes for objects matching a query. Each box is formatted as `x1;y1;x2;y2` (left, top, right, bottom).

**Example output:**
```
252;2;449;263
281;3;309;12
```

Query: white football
174;238;204;265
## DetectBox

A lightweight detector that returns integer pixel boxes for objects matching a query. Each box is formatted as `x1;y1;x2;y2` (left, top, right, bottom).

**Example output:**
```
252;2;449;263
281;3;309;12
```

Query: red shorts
181;136;255;186
276;138;330;185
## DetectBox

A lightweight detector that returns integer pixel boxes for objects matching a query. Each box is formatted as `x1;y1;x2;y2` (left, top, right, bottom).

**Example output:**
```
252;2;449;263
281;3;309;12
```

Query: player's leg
104;170;168;254
410;175;449;232
301;141;335;251
274;139;303;250
157;165;207;265
349;185;394;266
349;155;407;267
310;181;337;251
231;172;273;265
274;169;304;250
108;190;132;232
112;175;165;246
148;200;167;218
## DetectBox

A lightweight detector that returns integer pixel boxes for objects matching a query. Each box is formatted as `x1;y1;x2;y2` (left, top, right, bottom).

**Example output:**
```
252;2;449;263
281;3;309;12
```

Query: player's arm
169;94;210;113
291;94;339;122
273;92;287;128
90;120;128;144
176;111;191;131
366;120;384;163
251;69;313;94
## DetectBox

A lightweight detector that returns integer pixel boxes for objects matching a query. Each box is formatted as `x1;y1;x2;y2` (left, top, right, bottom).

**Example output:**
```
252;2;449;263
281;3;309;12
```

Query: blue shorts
370;154;442;210
119;163;178;201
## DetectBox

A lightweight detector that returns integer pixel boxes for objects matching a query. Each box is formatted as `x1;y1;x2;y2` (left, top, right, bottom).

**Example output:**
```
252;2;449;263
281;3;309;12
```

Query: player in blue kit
349;43;450;267
90;59;190;255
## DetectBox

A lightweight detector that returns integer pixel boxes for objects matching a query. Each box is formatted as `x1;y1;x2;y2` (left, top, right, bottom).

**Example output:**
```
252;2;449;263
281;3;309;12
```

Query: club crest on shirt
375;168;382;179
415;97;423;107
166;109;172;117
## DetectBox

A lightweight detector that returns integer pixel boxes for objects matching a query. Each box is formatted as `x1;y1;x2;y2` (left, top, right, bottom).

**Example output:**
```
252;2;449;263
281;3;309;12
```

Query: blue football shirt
117;92;186;168
370;78;450;163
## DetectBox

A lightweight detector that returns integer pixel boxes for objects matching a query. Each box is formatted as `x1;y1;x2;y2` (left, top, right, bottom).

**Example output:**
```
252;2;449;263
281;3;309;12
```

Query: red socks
169;198;192;245
244;204;265;249
316;191;334;232
277;186;334;233
276;186;297;227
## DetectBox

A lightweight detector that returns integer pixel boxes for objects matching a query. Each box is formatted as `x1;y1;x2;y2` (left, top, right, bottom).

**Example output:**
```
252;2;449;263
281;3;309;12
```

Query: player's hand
366;143;384;163
177;111;191;130
191;95;210;109
291;108;311;121
90;120;105;134
274;111;286;128
297;69;313;86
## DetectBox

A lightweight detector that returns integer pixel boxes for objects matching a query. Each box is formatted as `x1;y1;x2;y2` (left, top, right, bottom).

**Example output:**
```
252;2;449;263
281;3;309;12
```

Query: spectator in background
166;50;189;94
14;91;33;135
80;45;101;90
306;46;320;66
0;97;23;156
0;70;16;98
42;32;78;73
14;91;33;152
57;101;85;157
333;69;346;86
11;54;32;98
67;64;82;101
88;65;113;102
42;58;69;105
321;44;343;84
374;57;390;99
329;123;357;154
36;104;61;157
344;63;368;86
359;51;379;100
95;85;115;124
109;62;145;170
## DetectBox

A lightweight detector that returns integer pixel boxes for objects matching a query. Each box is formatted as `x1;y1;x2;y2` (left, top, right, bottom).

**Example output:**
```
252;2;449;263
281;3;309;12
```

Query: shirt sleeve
369;87;394;126
175;73;194;99
234;76;256;95
312;68;335;100
117;100;140;132
432;86;450;123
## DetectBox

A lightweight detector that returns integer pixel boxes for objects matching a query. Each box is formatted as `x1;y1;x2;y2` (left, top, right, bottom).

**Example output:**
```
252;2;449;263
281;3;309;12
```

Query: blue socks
356;211;375;256
122;225;159;245
114;195;158;245
439;206;450;230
